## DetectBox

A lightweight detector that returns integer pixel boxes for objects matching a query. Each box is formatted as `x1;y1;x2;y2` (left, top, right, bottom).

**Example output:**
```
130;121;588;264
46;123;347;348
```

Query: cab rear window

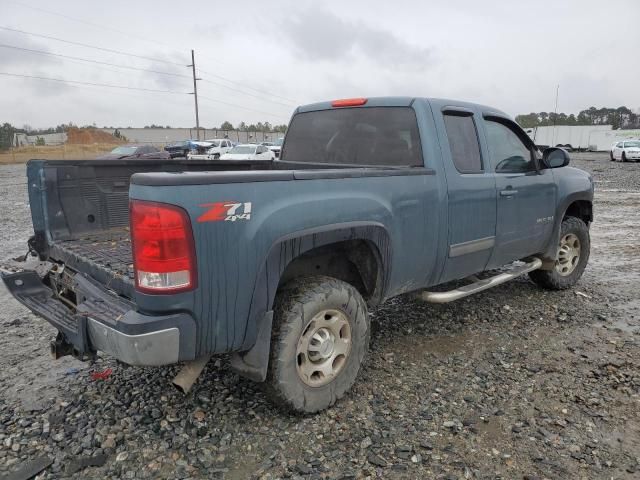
281;107;423;167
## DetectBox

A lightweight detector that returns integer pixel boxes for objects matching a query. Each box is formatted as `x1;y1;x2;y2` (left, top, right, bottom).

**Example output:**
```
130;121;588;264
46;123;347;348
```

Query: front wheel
622;152;627;162
266;276;370;413
529;216;590;290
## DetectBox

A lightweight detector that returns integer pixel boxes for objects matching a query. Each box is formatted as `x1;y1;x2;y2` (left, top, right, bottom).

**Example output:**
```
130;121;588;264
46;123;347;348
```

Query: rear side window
281;107;423;167
443;112;483;173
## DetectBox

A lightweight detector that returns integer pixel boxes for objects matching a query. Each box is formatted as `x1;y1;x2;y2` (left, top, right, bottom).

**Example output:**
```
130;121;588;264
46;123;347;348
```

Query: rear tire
610;152;615;161
529;216;590;290
266;276;370;413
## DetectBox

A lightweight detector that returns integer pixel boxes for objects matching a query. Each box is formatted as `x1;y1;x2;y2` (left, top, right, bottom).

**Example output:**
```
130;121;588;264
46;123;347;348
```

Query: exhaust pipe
172;354;212;394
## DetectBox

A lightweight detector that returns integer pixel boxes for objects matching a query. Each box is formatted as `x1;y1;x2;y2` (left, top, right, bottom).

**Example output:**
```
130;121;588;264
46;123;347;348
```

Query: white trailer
523;125;612;151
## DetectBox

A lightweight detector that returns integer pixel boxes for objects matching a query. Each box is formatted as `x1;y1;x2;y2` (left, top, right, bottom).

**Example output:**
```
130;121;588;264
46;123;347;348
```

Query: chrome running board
420;257;542;304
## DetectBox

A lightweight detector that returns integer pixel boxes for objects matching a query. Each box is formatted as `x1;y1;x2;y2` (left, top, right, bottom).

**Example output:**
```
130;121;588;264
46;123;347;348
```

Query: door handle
500;189;518;197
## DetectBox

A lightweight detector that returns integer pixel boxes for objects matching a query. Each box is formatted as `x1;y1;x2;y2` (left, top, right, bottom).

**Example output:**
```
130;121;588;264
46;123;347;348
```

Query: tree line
143;122;288;132
516;106;640;130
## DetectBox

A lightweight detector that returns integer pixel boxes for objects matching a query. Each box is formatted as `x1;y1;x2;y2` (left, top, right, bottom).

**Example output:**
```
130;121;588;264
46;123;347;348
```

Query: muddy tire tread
265;275;369;413
529;216;590;290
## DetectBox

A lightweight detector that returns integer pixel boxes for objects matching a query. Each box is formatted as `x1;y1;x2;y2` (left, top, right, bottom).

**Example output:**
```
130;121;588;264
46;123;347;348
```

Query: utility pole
552;84;559;147
189;49;201;140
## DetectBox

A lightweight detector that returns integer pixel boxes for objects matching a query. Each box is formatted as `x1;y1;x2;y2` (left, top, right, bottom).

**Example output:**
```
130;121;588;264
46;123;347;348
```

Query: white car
265;137;284;158
610;140;640;162
220;144;275;161
187;139;233;160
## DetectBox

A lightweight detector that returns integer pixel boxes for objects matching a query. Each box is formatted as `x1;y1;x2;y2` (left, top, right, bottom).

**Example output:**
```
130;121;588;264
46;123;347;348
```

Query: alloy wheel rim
555;233;581;276
296;309;352;387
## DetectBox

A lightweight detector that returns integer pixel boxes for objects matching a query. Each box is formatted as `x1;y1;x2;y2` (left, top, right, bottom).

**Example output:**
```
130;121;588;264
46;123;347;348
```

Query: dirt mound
67;127;123;145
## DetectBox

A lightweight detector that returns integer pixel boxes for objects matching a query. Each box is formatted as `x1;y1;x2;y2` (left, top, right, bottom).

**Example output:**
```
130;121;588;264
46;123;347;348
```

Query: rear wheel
529;216;590;290
610;151;615;161
266;276;370;413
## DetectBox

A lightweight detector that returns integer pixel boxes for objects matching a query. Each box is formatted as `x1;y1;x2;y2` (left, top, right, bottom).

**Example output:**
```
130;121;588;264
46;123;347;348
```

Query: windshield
228;146;255;154
110;146;138;155
208;141;220;147
281;107;423;166
624;141;640;148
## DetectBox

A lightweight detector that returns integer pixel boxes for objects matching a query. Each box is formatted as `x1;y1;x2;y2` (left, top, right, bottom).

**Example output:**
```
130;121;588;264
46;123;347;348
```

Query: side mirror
542;147;570;169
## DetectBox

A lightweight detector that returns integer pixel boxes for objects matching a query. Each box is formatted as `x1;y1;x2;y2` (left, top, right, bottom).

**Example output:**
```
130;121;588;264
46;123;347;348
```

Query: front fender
541;173;593;262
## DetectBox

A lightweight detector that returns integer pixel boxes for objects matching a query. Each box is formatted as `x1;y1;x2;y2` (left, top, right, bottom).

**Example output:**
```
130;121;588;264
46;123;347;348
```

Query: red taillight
130;200;197;294
331;97;368;107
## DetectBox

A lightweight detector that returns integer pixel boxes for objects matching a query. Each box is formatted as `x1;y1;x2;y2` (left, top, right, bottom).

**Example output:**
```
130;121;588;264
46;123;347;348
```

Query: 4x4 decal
197;201;252;223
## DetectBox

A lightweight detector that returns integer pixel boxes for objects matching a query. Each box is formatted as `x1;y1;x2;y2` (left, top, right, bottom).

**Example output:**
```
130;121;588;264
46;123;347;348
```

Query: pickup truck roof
296;96;508;118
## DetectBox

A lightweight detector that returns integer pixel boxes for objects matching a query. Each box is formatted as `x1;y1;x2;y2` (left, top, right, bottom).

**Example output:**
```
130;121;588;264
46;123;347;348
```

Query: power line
199;78;296;108
0;40;297;109
0;43;192;79
198;95;290;121
0;72;189;94
0;41;296;109
0;26;187;67
7;0;177;49
197;68;301;104
0;72;290;121
1;24;299;107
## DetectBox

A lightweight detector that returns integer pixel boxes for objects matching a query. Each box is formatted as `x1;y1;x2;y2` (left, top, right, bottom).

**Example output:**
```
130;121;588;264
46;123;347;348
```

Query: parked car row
610;140;640;162
96;138;285;161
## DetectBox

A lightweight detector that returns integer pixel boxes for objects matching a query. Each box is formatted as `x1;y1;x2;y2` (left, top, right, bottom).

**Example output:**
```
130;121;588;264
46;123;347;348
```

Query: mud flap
230;310;273;382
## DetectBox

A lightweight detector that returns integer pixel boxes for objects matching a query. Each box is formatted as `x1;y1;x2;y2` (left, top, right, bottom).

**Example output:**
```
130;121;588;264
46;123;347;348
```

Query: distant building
13;132;68;146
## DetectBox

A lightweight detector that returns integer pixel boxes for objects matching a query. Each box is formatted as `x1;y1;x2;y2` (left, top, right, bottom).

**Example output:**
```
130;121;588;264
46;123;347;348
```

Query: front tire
266;276;370;413
622;152;627;162
529;216;590;290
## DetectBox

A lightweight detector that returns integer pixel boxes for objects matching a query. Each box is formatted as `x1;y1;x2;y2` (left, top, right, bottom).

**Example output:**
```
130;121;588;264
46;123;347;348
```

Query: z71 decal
197;201;252;223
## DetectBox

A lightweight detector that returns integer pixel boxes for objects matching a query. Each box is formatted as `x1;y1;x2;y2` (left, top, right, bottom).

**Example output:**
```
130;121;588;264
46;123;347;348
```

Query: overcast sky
1;0;639;129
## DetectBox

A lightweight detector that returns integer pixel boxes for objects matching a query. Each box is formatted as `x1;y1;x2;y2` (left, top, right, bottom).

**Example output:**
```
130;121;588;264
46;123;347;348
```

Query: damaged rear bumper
1;269;196;366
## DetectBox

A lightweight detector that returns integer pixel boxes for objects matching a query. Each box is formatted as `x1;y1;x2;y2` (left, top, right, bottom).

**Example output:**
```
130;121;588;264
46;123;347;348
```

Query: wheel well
278;239;383;306
564;200;592;225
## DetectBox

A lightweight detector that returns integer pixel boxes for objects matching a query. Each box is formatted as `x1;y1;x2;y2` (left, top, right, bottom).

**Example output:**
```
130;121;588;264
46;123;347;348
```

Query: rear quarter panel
130;171;443;356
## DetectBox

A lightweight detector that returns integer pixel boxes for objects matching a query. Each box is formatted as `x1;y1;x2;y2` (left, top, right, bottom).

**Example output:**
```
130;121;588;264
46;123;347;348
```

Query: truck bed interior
32;158;273;298
49;228;134;297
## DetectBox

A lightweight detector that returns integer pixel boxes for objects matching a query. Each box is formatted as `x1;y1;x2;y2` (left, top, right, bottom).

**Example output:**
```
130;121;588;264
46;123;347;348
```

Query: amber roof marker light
331;98;368;108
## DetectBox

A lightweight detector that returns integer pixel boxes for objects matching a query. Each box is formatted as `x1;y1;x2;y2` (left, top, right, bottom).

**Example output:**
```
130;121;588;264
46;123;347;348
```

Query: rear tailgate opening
28;158;272;298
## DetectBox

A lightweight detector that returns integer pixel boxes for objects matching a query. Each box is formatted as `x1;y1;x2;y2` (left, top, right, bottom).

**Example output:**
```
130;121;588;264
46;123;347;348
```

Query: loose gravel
1;153;639;479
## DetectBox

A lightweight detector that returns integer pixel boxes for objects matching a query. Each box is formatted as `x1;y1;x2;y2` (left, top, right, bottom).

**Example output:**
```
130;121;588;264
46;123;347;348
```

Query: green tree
220;121;234;130
0;122;17;150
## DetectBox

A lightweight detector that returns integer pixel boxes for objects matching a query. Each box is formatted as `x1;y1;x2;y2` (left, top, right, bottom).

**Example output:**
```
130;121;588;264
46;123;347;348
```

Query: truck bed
27;158;274;298
49;228;134;297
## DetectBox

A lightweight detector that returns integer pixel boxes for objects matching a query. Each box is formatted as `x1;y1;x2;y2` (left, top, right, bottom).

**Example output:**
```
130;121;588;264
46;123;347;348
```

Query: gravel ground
1;153;639;479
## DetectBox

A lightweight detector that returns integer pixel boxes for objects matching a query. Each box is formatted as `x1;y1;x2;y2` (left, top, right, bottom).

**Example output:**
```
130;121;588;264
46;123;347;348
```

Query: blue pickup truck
2;97;593;412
